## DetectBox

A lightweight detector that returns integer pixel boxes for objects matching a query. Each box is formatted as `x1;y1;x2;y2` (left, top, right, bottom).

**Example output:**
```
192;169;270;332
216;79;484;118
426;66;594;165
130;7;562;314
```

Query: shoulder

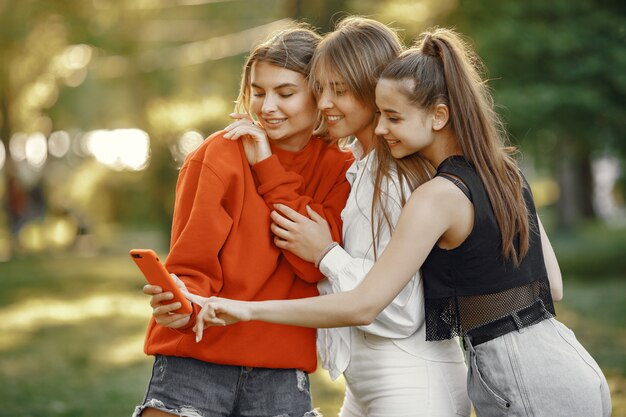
186;131;241;164
405;176;470;217
181;130;245;181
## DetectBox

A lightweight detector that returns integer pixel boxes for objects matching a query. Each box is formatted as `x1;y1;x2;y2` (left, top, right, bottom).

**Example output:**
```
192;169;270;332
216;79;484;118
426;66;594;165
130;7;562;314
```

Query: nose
261;94;278;114
375;118;388;136
317;89;333;111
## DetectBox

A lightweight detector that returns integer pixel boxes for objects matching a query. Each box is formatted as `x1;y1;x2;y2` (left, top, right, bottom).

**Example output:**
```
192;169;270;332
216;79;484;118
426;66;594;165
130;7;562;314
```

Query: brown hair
381;28;529;265
234;23;326;136
311;16;433;258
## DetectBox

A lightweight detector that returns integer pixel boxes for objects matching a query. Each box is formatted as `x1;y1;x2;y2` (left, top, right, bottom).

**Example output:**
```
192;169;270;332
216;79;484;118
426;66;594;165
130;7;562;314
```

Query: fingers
149;291;173;308
274;237;289;249
143;284;162;295
152;296;191;328
185;292;208;307
156;313;189;328
229;112;253;122
306;205;327;223
270;210;296;231
170;273;188;291
224;125;260;140
273;203;309;222
153;300;182;316
194;303;224;342
270;222;291;240
224;118;261;140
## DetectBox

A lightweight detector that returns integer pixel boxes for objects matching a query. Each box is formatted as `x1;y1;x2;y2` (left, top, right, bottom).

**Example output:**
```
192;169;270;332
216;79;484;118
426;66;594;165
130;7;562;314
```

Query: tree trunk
1;93;20;255
556;141;596;229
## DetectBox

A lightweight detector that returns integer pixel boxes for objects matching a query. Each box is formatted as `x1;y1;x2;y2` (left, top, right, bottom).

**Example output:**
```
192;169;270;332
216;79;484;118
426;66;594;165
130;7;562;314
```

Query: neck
421;132;463;168
273;131;313;152
354;125;376;156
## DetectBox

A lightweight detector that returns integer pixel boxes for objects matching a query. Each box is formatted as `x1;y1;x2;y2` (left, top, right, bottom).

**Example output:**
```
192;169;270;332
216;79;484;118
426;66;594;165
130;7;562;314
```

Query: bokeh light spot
48;130;71;158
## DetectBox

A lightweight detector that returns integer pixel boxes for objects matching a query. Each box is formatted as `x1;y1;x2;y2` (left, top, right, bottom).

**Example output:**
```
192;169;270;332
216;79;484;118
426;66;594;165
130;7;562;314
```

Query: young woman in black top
194;28;611;416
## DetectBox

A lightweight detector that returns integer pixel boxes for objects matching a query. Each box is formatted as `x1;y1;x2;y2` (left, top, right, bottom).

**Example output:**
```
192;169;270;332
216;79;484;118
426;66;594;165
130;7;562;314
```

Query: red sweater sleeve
164;159;233;331
252;152;351;283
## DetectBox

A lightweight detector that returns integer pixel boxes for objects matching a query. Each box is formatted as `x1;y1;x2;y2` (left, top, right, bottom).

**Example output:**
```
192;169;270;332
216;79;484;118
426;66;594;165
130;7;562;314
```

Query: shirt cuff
252;154;283;185
319;245;353;283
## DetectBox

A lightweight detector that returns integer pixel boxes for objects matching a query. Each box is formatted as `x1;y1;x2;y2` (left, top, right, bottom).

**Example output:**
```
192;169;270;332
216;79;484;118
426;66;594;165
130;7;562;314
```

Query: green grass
0;249;624;416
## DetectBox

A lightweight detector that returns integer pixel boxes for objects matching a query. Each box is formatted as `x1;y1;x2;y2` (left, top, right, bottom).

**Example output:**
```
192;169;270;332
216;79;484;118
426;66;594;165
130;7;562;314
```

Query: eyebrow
251;83;299;89
380;108;400;114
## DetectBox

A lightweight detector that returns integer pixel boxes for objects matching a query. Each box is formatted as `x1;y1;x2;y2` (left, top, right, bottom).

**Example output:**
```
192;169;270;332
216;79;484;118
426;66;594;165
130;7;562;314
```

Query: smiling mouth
264;118;287;126
385;139;400;146
325;115;344;122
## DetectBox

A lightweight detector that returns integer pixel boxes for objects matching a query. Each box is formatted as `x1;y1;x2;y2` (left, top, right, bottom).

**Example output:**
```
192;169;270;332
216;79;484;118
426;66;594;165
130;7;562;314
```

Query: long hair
234;23;327;136
381;28;529;265
311;16;433;258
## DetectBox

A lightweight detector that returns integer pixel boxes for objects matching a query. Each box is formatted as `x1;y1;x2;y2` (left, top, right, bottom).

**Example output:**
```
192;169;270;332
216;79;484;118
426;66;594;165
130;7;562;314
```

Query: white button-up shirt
317;141;463;380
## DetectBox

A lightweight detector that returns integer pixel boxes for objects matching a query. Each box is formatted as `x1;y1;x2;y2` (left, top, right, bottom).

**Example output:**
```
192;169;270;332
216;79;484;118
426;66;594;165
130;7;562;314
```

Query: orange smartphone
130;249;193;315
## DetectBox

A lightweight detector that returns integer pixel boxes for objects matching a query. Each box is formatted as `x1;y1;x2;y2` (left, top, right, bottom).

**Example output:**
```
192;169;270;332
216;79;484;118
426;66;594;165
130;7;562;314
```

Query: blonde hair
381;28;529;265
234;23;326;136
311;16;433;258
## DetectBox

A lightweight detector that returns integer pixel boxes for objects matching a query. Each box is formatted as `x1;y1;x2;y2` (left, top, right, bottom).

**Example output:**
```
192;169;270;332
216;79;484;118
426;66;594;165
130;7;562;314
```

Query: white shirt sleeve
319;234;424;339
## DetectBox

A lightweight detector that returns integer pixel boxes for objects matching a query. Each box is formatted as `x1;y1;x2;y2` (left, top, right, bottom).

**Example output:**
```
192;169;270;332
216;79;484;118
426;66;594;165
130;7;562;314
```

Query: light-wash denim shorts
132;355;319;417
464;318;611;417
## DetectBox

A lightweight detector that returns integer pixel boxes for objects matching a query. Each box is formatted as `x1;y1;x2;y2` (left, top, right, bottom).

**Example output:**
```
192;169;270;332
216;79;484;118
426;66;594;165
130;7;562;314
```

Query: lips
385;138;400;146
325;114;344;124
263;118;287;127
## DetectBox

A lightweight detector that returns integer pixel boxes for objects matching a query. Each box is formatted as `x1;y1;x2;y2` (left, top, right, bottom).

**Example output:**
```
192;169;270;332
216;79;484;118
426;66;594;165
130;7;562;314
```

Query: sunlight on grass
94;332;147;366
0;253;623;416
0;288;152;371
310;368;346;415
0;293;148;331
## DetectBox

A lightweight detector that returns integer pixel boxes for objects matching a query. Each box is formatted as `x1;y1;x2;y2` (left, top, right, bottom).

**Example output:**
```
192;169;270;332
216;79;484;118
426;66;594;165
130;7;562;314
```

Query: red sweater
144;131;353;372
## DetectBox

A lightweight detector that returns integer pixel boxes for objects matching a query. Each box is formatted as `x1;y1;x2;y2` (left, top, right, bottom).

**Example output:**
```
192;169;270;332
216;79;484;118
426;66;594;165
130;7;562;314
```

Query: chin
328;127;350;140
265;130;287;142
390;149;407;160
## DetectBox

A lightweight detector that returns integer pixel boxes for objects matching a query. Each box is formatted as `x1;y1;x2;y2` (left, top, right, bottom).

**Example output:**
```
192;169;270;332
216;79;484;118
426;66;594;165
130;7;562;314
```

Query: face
249;61;318;151
314;69;376;143
375;78;435;159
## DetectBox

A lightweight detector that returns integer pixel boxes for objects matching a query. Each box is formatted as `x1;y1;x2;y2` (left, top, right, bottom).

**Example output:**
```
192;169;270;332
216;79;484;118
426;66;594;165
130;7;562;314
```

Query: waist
145;320;317;372
464;299;552;348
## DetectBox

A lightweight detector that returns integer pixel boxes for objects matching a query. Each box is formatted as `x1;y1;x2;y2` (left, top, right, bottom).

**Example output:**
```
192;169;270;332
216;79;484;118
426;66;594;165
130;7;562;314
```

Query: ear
432;104;449;131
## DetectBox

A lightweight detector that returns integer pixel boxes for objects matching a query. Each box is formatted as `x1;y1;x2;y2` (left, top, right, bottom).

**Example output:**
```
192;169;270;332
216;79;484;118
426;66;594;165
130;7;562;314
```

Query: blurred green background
0;0;625;416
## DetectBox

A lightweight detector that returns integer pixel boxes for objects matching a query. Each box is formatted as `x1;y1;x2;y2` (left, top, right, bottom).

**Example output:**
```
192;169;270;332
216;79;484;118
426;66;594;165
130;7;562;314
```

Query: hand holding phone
130;249;193;315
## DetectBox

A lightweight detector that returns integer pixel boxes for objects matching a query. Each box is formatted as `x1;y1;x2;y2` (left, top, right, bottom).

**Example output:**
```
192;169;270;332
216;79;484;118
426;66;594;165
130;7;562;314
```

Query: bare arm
537;216;563;301
205;180;456;329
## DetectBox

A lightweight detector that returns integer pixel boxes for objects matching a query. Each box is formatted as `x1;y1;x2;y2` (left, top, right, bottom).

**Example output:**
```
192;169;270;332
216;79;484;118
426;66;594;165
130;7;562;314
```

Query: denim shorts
132;355;319;417
464;318;612;417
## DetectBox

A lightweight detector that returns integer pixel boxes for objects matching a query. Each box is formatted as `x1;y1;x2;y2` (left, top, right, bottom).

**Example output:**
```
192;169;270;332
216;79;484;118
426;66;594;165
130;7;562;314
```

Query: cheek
348;102;374;125
249;97;263;114
294;95;318;119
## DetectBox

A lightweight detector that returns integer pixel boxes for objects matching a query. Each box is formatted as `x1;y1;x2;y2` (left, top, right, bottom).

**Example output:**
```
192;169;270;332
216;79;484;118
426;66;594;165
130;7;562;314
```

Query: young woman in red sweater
133;25;352;417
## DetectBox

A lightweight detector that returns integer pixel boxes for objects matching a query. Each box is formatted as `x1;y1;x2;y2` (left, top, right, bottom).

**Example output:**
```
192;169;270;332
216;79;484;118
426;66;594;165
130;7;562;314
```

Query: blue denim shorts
132;355;319;417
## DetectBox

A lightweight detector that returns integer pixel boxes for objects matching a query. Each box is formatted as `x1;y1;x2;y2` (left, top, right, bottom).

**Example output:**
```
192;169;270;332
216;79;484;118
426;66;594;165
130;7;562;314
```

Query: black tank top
422;156;555;341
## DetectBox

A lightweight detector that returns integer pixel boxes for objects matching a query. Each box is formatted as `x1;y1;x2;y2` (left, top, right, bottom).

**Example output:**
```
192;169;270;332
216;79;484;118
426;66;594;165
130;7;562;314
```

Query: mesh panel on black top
425;278;555;341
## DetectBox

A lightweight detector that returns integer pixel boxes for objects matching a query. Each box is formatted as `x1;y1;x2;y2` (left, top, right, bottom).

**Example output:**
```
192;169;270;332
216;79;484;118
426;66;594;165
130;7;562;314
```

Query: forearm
250;290;373;328
320;245;422;337
538;216;563;301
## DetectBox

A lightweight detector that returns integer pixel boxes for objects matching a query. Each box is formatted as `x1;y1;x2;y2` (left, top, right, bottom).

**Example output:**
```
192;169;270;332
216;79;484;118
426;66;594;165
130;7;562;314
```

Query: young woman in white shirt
267;17;470;417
